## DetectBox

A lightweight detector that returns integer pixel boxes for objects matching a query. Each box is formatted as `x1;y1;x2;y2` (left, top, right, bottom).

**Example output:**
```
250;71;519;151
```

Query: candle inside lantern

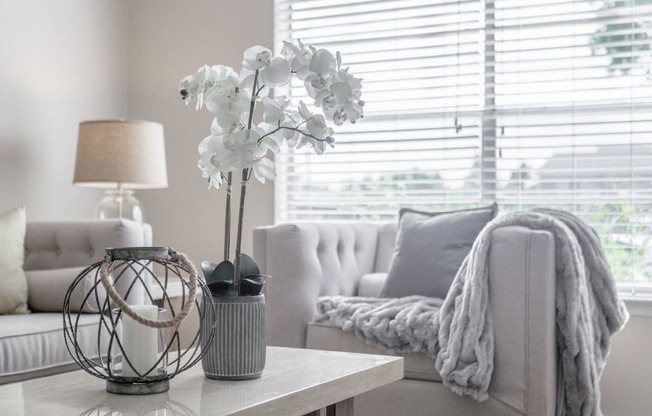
121;305;161;377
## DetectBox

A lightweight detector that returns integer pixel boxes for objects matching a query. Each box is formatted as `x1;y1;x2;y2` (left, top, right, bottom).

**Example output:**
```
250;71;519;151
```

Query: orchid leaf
237;253;260;278
209;260;235;285
208;280;238;298
200;261;219;281
240;274;270;296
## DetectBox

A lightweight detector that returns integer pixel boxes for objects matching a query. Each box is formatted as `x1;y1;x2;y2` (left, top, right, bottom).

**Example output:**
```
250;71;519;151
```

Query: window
274;0;652;289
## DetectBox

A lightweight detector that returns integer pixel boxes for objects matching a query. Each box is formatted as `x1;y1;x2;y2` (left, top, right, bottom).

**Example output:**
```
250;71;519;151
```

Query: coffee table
0;346;403;415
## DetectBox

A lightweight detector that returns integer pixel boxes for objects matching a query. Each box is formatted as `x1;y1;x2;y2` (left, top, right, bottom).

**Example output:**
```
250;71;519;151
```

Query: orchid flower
282;40;313;80
242;45;292;88
180;40;363;296
222;128;277;183
197;134;234;189
261;96;289;125
304;49;336;98
295;101;334;155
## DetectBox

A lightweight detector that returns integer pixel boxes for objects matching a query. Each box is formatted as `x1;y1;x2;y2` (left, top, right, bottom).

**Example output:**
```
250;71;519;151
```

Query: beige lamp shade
73;120;168;189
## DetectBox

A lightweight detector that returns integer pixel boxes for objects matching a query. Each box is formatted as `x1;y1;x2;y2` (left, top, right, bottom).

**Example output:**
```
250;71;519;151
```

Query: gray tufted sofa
0;219;151;385
254;222;558;416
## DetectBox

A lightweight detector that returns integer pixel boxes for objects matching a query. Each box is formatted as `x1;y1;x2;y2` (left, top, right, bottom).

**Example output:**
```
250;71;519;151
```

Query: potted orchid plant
179;41;364;299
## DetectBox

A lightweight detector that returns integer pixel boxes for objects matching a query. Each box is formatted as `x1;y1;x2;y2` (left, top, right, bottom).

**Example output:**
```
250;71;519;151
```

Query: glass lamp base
96;189;144;223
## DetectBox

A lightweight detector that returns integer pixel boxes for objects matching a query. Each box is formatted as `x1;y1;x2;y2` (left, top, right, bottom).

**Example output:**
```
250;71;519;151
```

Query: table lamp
73;120;168;222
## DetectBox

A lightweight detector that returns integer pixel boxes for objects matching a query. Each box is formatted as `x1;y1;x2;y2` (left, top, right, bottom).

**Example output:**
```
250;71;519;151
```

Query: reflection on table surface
78;393;198;416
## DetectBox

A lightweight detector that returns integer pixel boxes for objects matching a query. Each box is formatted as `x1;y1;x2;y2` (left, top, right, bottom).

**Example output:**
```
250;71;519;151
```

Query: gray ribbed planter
201;294;266;380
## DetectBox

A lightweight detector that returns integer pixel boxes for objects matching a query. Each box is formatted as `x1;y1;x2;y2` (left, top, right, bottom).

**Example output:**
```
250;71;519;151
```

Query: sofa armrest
487;226;556;416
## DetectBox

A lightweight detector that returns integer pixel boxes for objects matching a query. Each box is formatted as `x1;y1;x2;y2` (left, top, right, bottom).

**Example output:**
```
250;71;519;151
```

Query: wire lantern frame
63;247;214;395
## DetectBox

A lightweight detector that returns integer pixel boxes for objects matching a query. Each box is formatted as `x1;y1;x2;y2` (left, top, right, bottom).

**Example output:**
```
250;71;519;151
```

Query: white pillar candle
121;305;159;377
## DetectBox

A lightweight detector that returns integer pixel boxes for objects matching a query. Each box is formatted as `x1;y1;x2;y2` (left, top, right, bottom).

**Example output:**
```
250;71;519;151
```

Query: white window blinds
274;0;652;287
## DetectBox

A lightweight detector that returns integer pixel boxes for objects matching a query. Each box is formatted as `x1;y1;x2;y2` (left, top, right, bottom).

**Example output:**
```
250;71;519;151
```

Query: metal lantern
63;247;213;395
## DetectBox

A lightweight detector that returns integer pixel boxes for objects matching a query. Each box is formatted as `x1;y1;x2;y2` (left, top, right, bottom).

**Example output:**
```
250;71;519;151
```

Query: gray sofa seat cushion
306;321;441;382
0;313;99;383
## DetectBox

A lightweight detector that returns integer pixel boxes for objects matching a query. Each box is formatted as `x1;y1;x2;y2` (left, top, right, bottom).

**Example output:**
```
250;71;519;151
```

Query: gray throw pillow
383;203;497;299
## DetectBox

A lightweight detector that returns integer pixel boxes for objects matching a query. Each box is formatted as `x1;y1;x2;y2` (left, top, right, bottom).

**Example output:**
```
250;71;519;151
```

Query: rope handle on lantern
99;251;198;329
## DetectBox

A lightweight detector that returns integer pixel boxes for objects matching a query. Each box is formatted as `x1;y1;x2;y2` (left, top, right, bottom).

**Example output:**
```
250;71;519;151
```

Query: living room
0;0;650;415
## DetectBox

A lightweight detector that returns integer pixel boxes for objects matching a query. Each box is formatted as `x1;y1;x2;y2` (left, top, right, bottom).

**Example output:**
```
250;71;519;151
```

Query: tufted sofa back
254;222;399;297
22;220;153;312
254;221;399;347
24;220;152;271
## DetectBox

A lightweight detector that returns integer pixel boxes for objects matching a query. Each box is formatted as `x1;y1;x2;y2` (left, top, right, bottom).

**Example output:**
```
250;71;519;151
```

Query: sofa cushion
26;266;106;313
306;321;441;382
0;313;100;383
357;273;388;298
383;203;497;299
0;206;28;314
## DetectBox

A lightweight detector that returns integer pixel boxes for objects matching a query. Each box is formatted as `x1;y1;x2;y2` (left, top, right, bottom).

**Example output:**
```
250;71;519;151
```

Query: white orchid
302;50;335;99
260;57;292;86
282;40;313;80
206;84;250;129
221;128;277;183
242;45;292;88
223;128;267;169
180;41;363;185
295;101;334;155
257;96;293;151
261;96;289;125
243;45;272;70
197;134;234;189
181;41;363;295
211;114;247;136
179;65;219;110
251;157;276;183
331;67;364;123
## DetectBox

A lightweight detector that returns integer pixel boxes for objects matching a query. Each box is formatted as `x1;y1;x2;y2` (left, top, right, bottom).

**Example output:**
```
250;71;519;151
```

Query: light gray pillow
383;203;497;299
0;206;29;314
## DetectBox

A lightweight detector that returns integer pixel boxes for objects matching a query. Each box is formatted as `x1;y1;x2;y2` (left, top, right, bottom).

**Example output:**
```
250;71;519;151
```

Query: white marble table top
0;347;403;416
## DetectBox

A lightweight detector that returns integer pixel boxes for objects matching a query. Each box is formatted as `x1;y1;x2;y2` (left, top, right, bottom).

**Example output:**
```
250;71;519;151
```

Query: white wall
601;315;652;416
127;0;274;265
0;0;129;220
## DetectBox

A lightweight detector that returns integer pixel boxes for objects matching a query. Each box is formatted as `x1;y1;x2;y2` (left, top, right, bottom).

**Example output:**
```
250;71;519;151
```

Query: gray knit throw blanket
316;209;629;416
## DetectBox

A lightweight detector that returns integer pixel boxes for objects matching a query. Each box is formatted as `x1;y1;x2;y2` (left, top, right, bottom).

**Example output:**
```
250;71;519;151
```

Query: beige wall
127;0;274;265
0;0;129;220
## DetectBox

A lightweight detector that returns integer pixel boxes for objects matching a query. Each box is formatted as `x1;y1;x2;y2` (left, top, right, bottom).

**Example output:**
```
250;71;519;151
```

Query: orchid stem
257;125;324;145
223;172;233;261
233;168;248;295
246;70;259;130
232;69;260;295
